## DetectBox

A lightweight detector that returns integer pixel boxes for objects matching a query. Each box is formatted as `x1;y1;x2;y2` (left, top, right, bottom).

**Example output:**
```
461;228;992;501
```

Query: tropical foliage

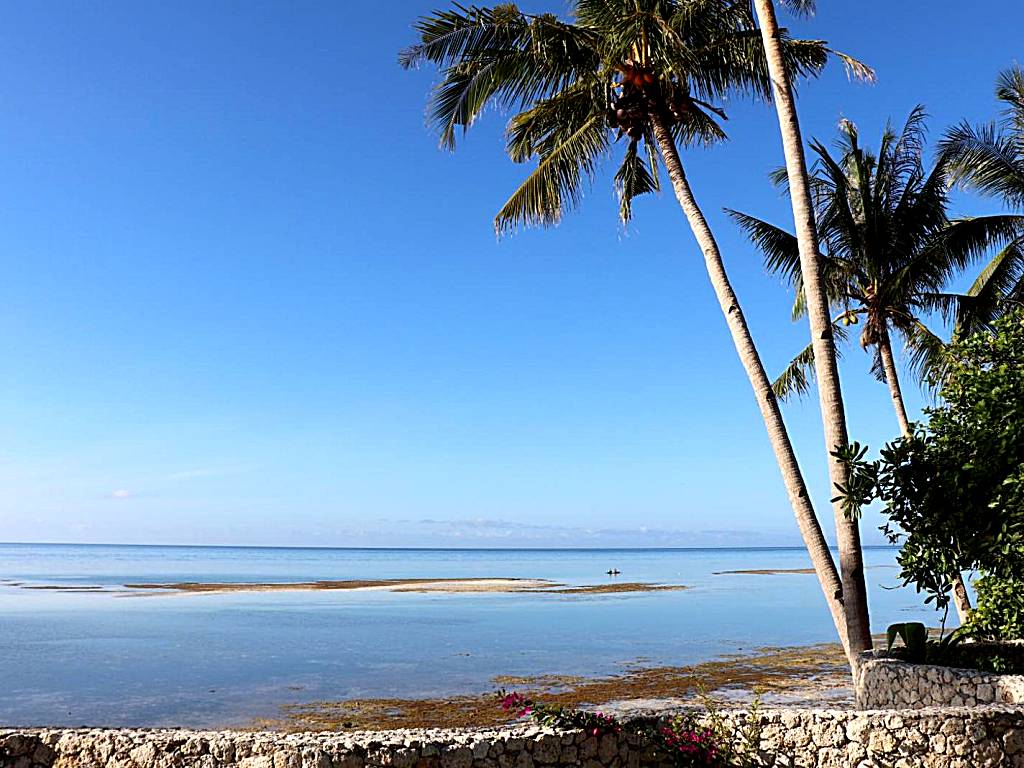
967;574;1024;642
403;0;870;662
835;310;1024;636
729;109;1024;426
942;64;1024;324
400;0;858;229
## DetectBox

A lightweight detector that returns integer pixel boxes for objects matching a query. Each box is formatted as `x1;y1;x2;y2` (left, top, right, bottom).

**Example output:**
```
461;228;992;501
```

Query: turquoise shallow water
0;543;937;728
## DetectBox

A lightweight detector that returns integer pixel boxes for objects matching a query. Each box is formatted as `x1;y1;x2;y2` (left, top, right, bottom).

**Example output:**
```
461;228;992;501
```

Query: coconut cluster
605;62;692;141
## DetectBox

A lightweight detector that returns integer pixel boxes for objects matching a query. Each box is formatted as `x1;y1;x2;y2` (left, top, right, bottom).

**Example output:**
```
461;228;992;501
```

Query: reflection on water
0;543;933;728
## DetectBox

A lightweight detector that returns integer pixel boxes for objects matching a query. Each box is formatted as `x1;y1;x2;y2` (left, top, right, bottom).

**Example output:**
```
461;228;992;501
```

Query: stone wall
4;706;1024;768
856;651;1024;709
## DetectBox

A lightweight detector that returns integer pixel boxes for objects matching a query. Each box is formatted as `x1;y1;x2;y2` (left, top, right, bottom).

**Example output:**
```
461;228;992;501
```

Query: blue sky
0;1;1019;547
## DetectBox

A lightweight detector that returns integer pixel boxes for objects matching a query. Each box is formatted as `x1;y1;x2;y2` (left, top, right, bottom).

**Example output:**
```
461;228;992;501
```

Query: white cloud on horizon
377;516;805;548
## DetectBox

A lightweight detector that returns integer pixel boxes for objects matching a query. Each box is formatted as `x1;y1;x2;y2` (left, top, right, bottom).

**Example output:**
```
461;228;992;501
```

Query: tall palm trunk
878;328;973;623
752;0;872;662
648;112;849;654
877;331;912;436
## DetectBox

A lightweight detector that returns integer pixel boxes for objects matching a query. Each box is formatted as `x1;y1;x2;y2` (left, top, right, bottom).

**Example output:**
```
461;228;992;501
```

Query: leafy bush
966;574;1024;641
836;310;1024;633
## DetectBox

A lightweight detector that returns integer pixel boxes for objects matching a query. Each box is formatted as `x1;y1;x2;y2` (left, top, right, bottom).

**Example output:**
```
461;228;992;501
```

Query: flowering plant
497;688;761;768
659;716;721;766
498;692;534;718
497;690;621;736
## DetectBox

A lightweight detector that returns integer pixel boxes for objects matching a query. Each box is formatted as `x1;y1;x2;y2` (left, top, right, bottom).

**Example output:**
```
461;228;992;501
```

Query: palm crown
941;65;1024;318
730;108;1024;405
400;0;865;230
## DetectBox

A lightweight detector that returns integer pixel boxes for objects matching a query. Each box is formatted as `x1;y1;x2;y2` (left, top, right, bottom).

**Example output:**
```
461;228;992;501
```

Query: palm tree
729;108;1024;621
749;0;872;658
401;0;867;660
941;65;1024;322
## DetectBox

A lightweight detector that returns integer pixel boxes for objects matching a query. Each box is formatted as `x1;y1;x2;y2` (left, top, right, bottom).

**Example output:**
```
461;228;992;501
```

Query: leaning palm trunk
878;329;973;623
752;0;872;662
648;112;849;653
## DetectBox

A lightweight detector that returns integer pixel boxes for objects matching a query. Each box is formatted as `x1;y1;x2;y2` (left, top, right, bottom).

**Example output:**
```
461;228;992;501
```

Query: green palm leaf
495;114;608;233
772;318;851;401
406;0;856;233
726;209;801;282
735;105;1020;400
942;122;1024;208
615;137;659;224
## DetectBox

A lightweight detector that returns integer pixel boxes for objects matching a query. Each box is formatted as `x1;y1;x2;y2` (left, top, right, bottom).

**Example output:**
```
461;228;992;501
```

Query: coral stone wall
5;706;1024;768
856;651;1024;709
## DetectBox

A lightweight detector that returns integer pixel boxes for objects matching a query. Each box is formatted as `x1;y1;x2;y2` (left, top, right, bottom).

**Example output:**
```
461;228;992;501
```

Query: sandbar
123;578;554;594
4;577;688;596
114;581;688;598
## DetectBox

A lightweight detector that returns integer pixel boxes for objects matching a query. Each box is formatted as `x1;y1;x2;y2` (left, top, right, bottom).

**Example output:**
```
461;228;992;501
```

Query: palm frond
505;81;602;162
494;114;608;233
614;137;659;224
826;49;876;83
778;0;817;18
898;215;1024;298
726;209;801;283
681;32;832;103
941;121;1024;207
772;340;817;401
772;319;850;401
403;5;600;150
916;292;973;327
399;3;525;70
670;99;729;147
903;320;950;393
995;65;1024;135
956;235;1024;335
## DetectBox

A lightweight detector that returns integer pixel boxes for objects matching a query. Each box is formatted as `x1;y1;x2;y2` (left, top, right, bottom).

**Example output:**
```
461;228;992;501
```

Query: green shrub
836;309;1024;633
965;574;1024;641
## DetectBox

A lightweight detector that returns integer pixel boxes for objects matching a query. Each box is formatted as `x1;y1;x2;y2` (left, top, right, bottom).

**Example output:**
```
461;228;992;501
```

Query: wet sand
714;565;897;576
256;643;850;731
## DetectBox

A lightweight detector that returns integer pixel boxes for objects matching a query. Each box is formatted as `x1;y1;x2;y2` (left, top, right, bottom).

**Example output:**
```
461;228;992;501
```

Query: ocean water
0;543;938;728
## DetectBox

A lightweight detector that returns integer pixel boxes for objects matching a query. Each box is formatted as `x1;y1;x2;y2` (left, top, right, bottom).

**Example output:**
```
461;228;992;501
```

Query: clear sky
0;2;1019;548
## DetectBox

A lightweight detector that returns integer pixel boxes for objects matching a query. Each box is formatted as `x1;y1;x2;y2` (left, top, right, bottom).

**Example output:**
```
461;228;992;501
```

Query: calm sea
0;543;937;728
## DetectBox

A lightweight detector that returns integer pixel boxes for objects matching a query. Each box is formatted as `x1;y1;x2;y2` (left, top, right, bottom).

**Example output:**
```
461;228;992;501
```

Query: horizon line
0;540;898;551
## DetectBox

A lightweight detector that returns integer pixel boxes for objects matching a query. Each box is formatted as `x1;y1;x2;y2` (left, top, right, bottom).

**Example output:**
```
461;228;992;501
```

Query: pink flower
501;692;529;712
